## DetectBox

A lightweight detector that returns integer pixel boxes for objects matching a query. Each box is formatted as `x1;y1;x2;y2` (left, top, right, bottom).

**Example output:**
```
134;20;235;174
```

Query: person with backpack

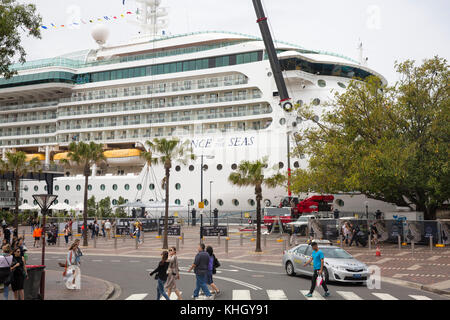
303;242;330;298
206;246;221;296
149;250;170;300
165;246;182;300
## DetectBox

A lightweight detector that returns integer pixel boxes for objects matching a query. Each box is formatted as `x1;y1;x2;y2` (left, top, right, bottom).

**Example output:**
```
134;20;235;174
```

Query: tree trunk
255;185;262;253
163;165;170;249
14;175;20;229
83;171;89;247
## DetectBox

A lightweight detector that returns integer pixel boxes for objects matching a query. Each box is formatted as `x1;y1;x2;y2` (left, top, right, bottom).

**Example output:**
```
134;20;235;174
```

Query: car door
292;245;307;273
300;245;314;275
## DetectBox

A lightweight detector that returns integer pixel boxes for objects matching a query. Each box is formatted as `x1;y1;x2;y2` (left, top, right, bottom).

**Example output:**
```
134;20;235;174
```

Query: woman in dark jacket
206;246;220;296
149;250;170;300
10;247;27;300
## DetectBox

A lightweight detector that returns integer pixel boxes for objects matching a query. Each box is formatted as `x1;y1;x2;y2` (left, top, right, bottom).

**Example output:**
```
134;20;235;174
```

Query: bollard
240;233;243;246
398;235;401;250
123;232;125;242
176;237;180;252
429;236;433;252
57;234;61;247
182;232;184;245
411;241;414;255
264;233;267;248
142;231;145;244
218;234;221;246
368;233;371;251
286;234;291;247
114;236;117;249
225;238;229;253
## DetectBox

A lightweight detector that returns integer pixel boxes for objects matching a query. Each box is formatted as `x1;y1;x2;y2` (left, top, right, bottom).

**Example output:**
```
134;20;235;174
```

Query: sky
18;0;450;85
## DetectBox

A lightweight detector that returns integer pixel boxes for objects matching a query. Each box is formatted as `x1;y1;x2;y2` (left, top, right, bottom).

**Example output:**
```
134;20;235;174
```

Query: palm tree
228;157;285;252
61;141;106;247
146;138;194;249
0;151;41;229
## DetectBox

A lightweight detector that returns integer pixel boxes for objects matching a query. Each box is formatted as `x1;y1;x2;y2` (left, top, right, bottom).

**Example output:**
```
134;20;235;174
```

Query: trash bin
24;265;45;300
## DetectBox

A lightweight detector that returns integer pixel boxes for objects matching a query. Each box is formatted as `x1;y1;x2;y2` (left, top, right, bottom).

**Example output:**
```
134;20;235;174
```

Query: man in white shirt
105;219;112;240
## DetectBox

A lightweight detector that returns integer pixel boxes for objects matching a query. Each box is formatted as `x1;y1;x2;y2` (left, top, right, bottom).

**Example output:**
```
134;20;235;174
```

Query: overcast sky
18;0;450;84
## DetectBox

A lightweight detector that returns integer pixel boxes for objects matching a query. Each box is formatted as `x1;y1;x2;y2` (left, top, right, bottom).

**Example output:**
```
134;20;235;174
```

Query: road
27;252;447;301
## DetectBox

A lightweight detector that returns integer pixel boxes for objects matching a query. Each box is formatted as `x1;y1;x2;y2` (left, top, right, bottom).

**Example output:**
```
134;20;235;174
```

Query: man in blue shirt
188;243;214;300
303;242;330;297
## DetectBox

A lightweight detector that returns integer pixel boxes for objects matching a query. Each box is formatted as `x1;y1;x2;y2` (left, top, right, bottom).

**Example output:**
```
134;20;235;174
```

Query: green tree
115;196;127;217
0;151;40;228
146;138;194;249
228;157;285;252
98;197;112;218
62;142;106;246
87;196;96;217
0;0;42;79
292;57;449;220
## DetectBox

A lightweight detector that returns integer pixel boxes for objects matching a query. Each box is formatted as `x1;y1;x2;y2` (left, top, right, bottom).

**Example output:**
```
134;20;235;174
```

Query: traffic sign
198;201;204;209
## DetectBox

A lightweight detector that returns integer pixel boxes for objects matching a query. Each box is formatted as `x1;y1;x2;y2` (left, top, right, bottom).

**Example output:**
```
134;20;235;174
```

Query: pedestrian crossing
124;289;436;300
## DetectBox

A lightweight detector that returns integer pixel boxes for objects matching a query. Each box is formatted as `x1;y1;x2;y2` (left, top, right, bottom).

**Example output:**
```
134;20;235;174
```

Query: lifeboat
53;152;69;161
103;149;144;166
25;154;45;162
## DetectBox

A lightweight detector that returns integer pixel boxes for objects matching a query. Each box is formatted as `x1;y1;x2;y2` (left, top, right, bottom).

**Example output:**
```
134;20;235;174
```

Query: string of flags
39;11;134;30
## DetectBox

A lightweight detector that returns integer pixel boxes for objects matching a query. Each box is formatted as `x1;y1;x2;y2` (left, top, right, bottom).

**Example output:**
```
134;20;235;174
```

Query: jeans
3;284;9;300
156;279;170;300
64;235;69;244
309;269;329;294
193;274;211;298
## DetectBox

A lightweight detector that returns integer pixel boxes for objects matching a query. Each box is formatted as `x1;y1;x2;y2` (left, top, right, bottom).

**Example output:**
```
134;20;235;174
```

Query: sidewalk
19;225;450;295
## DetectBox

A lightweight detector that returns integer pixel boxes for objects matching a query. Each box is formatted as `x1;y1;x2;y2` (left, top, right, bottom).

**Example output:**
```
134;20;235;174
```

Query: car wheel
285;261;295;276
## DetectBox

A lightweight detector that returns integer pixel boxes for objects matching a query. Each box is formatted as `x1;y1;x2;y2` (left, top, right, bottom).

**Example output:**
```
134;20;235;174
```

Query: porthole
189;199;195;206
312;98;321;106
279;162;284;169
55;185;59;191
24;186;29;192
232;199;239;206
338;82;346;88
296;100;303;107
112;184;118;191
33;200;37;205
217;199;224;206
137;184;142;190
100;184;105;191
217;164;223;171
300;154;306;160
44;185;47;191
112;199;118;205
267;72;273;77
23;199;28;204
318;80;326;87
296;116;303;124
64;199;69;204
175;199;181;205
248;199;255;206
76;185;81;191
264;199;272;207
34;186;38;192
189;165;194;171
88;185;92;191
175;165;181;172
149;184;155;190
279;118;286;125
65;185;70;191
336;199;345;207
231;164;237;170
293;161;300;168
204;199;209;206
175;183;181;190
202;164;208;171
124;184;130;191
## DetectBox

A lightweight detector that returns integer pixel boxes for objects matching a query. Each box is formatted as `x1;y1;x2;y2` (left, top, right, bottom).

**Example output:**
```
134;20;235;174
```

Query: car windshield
320;247;353;259
298;217;308;222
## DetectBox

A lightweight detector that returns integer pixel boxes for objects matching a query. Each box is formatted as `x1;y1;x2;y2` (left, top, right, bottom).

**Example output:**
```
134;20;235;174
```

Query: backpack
212;255;220;274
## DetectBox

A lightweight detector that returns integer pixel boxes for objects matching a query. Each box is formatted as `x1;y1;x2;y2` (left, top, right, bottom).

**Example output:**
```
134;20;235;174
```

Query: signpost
202;226;228;237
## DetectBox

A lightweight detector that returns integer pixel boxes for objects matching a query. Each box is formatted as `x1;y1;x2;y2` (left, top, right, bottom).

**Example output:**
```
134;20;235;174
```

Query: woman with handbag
64;239;81;290
149;250;170;300
0;244;13;300
165;247;182;300
206;246;221;296
10;246;28;300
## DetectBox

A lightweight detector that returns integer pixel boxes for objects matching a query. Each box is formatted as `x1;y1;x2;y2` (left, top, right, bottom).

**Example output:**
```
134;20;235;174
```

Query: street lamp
32;193;58;300
187;201;190;226
365;201;369;219
199;154;214;242
209;181;213;226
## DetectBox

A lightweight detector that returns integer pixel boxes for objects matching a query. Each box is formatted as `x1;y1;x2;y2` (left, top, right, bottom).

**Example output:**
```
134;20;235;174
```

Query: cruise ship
0;0;398;215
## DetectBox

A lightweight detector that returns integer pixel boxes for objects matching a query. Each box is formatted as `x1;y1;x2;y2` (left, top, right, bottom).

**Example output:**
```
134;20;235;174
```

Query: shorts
34;237;40;241
207;271;213;285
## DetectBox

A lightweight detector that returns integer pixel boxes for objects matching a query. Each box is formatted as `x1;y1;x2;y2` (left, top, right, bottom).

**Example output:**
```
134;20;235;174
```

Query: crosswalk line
372;293;398;300
266;290;288;300
126;293;148;300
232;290;251;300
336;291;363;300
160;291;182;300
300;290;325;300
409;295;432;300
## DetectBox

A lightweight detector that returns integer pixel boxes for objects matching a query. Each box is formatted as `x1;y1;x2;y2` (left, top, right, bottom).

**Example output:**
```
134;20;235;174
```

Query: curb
382;276;450;297
75;273;118;300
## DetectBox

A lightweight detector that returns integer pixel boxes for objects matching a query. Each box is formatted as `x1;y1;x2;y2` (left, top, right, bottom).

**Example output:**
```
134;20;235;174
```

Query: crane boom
252;0;292;112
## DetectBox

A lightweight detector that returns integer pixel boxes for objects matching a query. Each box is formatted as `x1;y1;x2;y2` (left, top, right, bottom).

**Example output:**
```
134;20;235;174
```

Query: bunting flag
38;11;134;31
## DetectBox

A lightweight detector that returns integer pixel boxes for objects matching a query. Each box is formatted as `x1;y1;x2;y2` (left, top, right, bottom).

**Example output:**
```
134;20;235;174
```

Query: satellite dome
91;24;110;45
144;0;162;6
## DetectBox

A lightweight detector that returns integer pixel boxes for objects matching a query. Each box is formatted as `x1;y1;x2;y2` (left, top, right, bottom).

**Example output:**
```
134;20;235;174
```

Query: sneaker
191;295;198;300
206;295;215;300
305;293;313;298
324;292;331;297
214;291;221;297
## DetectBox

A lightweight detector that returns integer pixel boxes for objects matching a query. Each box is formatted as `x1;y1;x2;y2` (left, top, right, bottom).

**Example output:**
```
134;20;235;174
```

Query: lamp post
199;154;214;242
209;181;213;226
187;202;190;226
32;194;58;300
365;201;369;219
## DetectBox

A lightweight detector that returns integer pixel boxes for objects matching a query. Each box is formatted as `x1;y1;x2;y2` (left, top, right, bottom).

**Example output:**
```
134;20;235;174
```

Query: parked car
282;240;369;284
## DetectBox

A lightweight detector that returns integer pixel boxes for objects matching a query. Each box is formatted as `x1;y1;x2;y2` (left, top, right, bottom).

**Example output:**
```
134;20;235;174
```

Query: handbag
1;256;13;286
316;275;323;287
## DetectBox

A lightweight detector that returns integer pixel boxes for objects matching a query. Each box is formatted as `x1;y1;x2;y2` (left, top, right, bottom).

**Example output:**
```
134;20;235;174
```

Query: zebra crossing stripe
160;292;182;300
336;291;363;300
409;295;432;300
232;290;251;300
300;290;325;300
266;290;288;300
372;293;398;300
125;293;148;300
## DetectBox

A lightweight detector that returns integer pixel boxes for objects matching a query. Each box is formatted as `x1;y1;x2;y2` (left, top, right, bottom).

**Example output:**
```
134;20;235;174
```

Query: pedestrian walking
349;223;365;247
63;239;82;290
64;225;70;245
206;246;221;296
0;244;13;300
32;226;41;248
165;247;182;300
370;222;379;246
303;242;330;298
10;246;28;300
149;250;170;300
105;219;112;240
188;243;213;300
3;225;11;244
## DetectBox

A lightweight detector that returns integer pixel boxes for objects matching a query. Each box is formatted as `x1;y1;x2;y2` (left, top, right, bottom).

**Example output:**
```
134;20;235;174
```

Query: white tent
49;202;72;211
72;202;84;211
19;203;35;210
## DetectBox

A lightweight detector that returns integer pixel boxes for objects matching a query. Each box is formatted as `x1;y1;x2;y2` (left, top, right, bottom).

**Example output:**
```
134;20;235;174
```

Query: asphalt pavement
26;252;448;301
